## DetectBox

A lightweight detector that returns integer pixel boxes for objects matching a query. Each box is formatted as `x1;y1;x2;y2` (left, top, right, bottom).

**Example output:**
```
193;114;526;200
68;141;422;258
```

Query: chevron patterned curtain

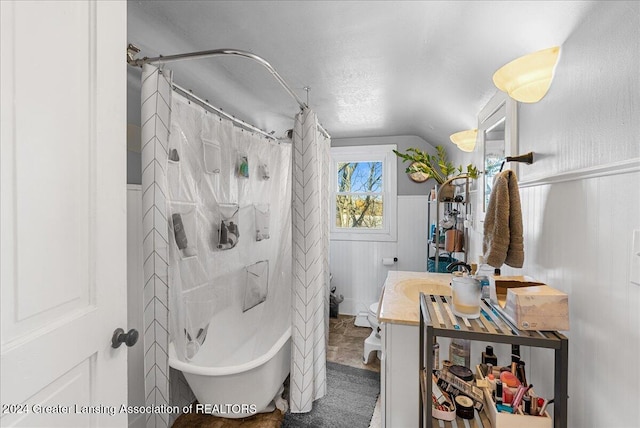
140;64;172;427
290;108;331;413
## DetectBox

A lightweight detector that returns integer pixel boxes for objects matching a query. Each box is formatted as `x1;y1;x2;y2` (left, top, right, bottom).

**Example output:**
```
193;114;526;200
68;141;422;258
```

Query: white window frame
330;144;397;242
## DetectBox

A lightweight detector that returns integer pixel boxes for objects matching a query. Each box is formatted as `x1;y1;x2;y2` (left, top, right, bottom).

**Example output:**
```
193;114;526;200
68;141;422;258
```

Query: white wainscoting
518;170;639;428
126;185;146;428
330;195;429;315
468;167;640;428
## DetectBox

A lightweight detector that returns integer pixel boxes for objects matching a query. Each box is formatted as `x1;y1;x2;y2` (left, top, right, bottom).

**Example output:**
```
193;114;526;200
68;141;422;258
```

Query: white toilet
363;302;382;364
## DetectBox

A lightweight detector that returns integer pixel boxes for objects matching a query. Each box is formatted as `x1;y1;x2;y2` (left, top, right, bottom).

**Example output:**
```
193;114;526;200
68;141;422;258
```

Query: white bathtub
169;325;291;418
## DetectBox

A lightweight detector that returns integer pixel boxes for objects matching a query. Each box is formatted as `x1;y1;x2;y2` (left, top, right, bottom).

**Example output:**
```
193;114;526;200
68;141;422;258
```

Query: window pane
335;195;383;229
484;148;503;209
337;162;383;193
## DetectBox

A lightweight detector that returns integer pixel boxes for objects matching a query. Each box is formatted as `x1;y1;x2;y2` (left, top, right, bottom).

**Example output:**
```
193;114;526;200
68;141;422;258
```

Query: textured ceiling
128;1;596;144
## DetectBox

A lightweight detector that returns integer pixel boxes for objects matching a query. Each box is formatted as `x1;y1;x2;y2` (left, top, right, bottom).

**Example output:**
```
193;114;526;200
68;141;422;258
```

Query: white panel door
1;1;127;427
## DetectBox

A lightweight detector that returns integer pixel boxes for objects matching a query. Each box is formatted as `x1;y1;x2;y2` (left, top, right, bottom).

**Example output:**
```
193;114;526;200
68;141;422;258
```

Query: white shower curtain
140;64;172;428
290;108;331;413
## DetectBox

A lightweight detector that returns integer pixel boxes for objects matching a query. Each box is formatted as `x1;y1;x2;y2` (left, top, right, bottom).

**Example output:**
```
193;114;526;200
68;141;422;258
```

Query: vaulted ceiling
127;1;596;144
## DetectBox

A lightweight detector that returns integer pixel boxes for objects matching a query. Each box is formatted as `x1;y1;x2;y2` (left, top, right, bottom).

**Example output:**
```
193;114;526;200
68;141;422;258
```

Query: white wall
451;3;640;427
516;4;639;178
519;173;639;428
330;195;429;315
330;135;435;315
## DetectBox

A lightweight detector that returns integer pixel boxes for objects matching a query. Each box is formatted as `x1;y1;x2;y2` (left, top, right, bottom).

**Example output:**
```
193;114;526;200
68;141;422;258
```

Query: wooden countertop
378;271;452;326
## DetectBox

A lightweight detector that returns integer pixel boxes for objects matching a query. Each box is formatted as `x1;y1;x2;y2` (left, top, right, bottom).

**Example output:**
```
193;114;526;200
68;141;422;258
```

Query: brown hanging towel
482;169;524;268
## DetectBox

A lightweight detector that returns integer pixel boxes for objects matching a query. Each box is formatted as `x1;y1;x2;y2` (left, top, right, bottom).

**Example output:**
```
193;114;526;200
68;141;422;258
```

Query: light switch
631;229;640;286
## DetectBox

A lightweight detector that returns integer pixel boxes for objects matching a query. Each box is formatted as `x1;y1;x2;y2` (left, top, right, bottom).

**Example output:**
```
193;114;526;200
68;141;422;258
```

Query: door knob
111;328;139;348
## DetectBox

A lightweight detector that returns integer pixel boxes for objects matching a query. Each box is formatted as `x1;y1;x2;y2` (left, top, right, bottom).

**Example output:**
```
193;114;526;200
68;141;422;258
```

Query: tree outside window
330;144;397;242
335;161;383;229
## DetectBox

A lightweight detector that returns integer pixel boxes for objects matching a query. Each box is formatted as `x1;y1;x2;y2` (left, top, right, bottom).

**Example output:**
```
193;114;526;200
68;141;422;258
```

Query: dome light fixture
450;129;477;152
493;46;561;103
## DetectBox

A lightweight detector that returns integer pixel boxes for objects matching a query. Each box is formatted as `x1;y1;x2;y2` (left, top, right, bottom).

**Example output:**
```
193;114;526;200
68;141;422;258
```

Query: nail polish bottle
523;395;532;414
495;380;503;400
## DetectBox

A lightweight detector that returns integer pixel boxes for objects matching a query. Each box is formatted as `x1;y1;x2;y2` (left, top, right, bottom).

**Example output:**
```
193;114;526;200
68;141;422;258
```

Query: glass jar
449;338;471;368
451;275;481;319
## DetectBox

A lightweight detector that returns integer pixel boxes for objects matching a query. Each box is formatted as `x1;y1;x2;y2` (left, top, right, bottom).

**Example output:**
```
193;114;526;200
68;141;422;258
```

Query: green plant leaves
393;145;478;183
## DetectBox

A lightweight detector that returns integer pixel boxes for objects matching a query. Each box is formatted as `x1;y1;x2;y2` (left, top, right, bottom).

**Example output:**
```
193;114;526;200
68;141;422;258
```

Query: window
330;144;397;241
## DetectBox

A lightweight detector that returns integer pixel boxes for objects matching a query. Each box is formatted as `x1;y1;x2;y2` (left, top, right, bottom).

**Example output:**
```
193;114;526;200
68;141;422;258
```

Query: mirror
484;109;506;210
476;91;518;217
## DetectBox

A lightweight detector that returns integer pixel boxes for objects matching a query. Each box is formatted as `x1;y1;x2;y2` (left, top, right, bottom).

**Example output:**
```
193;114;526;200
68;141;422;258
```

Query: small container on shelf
482;345;498;365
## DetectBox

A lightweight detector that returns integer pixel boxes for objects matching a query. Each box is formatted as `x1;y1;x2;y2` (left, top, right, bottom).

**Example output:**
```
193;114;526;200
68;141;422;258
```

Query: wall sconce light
493;46;561;103
450;129;477;152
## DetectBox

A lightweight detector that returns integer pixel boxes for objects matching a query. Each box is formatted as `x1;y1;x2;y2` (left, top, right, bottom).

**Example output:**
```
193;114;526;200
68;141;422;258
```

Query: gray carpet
282;362;380;428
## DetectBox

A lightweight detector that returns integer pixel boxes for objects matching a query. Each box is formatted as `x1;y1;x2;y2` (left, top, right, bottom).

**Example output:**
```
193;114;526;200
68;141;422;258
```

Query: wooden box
490;276;569;331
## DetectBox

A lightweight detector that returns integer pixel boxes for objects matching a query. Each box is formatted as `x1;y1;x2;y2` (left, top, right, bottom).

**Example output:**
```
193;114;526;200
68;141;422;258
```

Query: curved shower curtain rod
128;46;331;139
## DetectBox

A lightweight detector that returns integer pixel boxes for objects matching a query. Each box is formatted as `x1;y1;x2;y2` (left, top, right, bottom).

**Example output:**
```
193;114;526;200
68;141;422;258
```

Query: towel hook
499;152;534;172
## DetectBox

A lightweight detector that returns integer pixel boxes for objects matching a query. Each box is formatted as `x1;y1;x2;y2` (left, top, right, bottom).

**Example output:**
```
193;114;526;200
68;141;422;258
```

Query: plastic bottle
486;373;496;392
477;275;490;299
449;338;470;368
474;258;493;300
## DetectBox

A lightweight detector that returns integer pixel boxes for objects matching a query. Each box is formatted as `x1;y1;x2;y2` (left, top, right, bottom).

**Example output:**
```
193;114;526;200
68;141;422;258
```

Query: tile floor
172;314;381;427
328;315;381;373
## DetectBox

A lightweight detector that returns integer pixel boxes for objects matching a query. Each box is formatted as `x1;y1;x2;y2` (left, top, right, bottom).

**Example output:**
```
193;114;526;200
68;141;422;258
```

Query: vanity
378;271;452;428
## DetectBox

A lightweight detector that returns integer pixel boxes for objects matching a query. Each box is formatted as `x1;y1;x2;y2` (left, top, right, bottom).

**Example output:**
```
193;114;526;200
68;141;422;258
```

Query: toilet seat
368;302;379;316
367;302;379;330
